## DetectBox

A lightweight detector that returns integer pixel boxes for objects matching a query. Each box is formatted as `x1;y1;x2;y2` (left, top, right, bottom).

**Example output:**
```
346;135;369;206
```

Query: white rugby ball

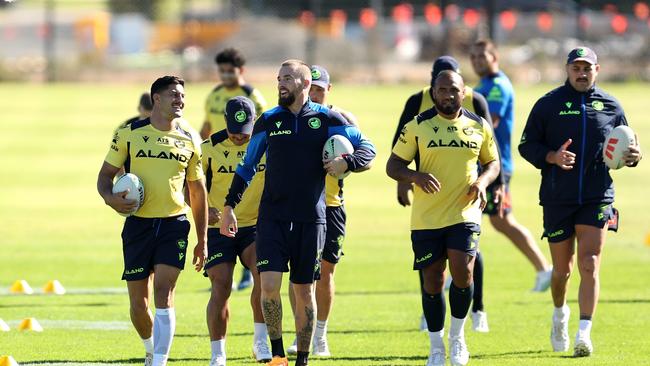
112;173;145;217
603;125;635;170
323;135;354;179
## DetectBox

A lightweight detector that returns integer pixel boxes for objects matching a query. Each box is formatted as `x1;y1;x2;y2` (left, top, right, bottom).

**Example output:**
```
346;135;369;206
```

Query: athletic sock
449;316;466;340
142;336;154;355
253;322;268;343
210;339;225;360
153;308;176;364
422;291;445;332
270;337;285;357
313;320;327;339
472;252;484;313
429;328;445;351
579;319;592;335
554;304;570;320
296;351;309;366
449;283;474;320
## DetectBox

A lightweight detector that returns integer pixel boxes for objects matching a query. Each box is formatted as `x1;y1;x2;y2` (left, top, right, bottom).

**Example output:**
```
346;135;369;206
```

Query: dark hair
150;76;184;104
139;92;153;111
215;48;245;67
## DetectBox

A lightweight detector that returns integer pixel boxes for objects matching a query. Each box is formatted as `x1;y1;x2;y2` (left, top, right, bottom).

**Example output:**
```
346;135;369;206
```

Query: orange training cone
43;280;65;295
18;318;43;332
9;280;33;295
0;355;19;366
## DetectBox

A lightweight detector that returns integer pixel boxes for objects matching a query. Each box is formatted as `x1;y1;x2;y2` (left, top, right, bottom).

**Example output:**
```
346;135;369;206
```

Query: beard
278;92;296;107
435;100;460;116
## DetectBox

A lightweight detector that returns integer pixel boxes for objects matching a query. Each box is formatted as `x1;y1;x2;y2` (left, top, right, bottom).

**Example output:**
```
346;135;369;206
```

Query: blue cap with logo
225;96;256;134
432;55;460;79
567;47;597;65
310;65;330;89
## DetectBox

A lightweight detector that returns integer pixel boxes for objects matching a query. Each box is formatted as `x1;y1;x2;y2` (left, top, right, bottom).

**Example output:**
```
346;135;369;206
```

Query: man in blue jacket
519;47;641;357
220;59;376;366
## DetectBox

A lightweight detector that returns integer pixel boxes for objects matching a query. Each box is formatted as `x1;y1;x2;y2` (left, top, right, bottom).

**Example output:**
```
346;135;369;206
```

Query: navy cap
567;47;597;65
310;65;330;89
225;96;256;134
432;56;460;79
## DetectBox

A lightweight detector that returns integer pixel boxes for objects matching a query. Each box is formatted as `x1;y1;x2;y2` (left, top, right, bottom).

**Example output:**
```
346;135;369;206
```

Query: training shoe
551;308;570;352
312;336;331;357
471;310;489;333
144;353;153;366
209;355;226;366
265;356;289;366
426;348;446;366
286;338;298;355
532;268;553;292
237;268;253;290
253;340;272;362
573;331;593;357
449;336;469;366
420;314;428;332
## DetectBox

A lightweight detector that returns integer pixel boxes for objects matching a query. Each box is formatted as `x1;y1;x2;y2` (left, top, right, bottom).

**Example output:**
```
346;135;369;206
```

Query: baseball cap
432;56;460;79
225;96;256;134
567;47;597;65
310;65;330;89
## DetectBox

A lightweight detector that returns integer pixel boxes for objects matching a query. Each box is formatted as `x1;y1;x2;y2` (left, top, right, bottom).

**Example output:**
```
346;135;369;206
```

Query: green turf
1;81;649;365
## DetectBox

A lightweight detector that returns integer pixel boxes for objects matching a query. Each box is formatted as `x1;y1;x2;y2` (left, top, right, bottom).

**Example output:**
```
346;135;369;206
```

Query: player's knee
552;267;572;281
129;299;148;315
260;279;281;296
578;254;599;276
293;284;314;302
452;271;473;288
210;278;232;300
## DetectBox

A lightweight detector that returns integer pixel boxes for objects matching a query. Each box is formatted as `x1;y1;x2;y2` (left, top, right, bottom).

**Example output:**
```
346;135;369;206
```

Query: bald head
434;70;465;89
433;70;465;118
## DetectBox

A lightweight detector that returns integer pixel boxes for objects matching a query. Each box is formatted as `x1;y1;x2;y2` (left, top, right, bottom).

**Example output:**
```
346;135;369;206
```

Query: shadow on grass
0;302;113;309
25;356;251;364
515;298;650;306
175;328;420;338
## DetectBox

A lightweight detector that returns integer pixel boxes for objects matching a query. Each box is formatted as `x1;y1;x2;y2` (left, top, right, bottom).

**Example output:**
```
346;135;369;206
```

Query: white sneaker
573;331;593;357
420;314;428;332
471;310;489;332
426;348;446;366
286;338;297;355
253;340;272;362
551;308;570;352
532;268;552;292
449;336;469;366
209;355;226;366
144;353;153;366
312;336;331;357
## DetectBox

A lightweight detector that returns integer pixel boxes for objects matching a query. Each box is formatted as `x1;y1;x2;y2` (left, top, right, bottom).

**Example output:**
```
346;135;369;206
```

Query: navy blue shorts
484;173;512;216
121;215;190;281
411;223;480;270
203;226;256;274
322;206;346;264
256;219;325;284
542;203;615;243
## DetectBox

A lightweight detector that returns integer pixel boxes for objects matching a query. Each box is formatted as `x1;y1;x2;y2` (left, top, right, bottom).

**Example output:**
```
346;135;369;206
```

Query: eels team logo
308;117;321;129
577;48;587;57
592;100;604;111
311;69;322;80
176;239;187;250
235;110;247;122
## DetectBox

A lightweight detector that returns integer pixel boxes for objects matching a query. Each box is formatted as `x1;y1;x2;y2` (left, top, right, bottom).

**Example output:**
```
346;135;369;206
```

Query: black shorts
121;215;191;281
484;173;512;216
256;219;325;284
322;206;346;264
411;223;480;270
542;203;616;243
203;226;256;274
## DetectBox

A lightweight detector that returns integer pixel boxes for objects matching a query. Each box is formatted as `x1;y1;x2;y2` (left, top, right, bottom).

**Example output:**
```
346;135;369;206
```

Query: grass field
1;81;649;365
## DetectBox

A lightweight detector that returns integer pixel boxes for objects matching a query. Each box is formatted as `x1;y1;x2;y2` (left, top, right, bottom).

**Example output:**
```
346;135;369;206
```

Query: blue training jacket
225;100;376;223
518;81;630;206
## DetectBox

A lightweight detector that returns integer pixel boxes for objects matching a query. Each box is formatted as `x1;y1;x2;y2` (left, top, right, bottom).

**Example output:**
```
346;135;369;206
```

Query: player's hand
493;184;505;218
467;181;488;210
192;242;207;272
397;181;414;206
552;139;576;170
623;134;642;166
410;172;441;194
208;207;221;225
323;157;349;177
106;189;138;214
220;206;238;238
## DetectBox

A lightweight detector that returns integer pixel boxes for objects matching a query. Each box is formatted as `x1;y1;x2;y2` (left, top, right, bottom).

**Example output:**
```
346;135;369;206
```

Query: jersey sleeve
471;91;493;126
478;119;499;165
250;89;268;114
104;127;128;168
186;134;204;182
200;140;210;176
392;93;422;148
225;116;267;208
327;111;376;172
484;80;511;119
518;98;552;169
391;120;418;162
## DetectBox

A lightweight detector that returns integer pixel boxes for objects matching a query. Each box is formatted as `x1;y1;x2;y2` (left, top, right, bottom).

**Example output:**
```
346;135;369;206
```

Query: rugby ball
112;173;145;217
323;135;354;179
603;125;635;170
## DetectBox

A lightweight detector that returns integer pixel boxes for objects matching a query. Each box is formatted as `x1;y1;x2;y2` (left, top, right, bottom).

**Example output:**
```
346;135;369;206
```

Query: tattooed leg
260;271;284;340
293;283;316;352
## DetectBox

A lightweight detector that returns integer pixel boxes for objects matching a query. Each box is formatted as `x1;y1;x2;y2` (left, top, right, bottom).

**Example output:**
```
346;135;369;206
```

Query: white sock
151;354;168;366
554;304;570;320
313;320;328;339
253;322;268;343
449;316;466;339
211;339;226;359
429;329;444;350
153;308;176;364
142;336;154;354
579;319;592;335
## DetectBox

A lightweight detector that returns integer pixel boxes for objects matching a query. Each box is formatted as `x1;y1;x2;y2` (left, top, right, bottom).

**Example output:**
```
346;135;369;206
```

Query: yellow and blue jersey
204;84;267;133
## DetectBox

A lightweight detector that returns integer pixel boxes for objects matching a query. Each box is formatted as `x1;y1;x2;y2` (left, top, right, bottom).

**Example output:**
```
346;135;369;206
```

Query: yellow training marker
9;280;33;295
0;355;19;366
42;280;66;295
17;318;43;332
645;232;650;247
